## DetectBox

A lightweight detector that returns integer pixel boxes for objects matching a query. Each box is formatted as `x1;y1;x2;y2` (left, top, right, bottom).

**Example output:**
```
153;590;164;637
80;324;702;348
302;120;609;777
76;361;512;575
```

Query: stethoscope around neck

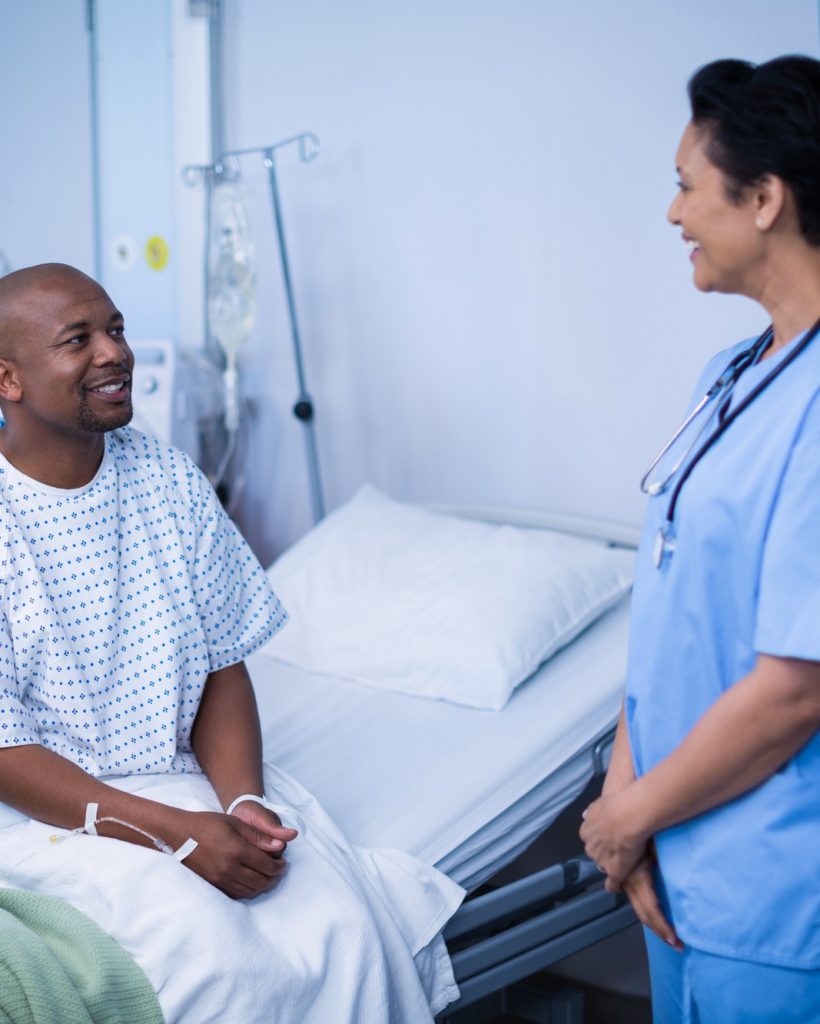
641;316;820;569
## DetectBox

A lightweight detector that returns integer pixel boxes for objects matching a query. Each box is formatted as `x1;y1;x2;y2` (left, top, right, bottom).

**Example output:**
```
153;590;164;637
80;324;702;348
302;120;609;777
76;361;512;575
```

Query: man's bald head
0;263;133;480
0;262;132;434
0;264;103;359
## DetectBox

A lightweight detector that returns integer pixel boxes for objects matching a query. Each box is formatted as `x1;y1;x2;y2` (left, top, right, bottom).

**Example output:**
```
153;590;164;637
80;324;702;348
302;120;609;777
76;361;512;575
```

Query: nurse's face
667;122;763;296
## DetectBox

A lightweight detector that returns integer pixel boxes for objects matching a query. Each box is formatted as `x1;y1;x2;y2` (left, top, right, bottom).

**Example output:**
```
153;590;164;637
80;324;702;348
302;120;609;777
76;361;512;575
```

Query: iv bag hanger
183;132;325;523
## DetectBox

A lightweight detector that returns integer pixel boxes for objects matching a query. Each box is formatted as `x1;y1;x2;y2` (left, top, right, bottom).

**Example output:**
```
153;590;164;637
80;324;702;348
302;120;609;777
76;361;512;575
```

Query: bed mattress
247;594;630;891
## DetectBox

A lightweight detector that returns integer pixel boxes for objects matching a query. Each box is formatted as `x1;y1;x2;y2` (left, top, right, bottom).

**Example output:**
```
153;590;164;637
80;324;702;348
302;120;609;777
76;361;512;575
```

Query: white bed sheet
0;768;463;1022
248;595;630;891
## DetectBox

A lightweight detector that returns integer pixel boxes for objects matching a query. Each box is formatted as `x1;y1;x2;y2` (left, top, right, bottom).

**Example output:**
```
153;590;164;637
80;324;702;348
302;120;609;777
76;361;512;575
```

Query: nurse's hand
622;856;683;952
579;789;648;888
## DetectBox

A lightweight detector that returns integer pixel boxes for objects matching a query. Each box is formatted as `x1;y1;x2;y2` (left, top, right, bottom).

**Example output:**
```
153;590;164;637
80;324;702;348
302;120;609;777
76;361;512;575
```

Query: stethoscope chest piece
653;522;675;569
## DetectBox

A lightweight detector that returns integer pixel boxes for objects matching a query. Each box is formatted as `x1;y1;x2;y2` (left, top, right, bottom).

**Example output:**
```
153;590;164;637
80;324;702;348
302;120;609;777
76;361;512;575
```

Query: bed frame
431;506;641;1022
439;742;635;1019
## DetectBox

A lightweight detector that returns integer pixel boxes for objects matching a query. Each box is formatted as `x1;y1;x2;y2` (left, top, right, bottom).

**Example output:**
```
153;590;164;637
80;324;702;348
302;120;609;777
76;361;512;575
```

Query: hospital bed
247;495;641;1019
0;491;640;1021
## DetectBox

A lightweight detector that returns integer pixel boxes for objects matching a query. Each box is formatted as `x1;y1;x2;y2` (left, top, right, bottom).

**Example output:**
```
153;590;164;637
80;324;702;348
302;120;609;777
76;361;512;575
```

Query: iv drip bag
208;184;257;359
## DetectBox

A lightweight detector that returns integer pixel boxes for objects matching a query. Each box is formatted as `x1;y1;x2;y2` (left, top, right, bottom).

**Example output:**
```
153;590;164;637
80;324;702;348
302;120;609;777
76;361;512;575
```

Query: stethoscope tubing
662;317;820;530
640;328;772;497
639;391;717;496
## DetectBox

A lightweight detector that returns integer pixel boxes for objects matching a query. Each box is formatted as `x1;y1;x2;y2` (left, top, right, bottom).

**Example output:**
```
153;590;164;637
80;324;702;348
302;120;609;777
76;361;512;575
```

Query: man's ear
0;360;22;403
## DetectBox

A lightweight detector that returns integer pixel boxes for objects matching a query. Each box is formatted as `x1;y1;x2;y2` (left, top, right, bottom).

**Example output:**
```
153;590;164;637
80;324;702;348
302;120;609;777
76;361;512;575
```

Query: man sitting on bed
0;263;460;1023
0;262;298;896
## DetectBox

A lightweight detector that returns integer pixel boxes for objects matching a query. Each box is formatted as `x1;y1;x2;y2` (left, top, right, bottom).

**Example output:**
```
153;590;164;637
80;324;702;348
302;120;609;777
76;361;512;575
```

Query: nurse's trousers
645;928;820;1023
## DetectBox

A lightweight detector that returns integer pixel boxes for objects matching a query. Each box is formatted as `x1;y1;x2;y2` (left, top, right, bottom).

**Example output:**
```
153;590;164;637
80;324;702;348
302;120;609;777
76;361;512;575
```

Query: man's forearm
0;739;295;898
624;654;820;842
190;661;266;810
0;744;195;849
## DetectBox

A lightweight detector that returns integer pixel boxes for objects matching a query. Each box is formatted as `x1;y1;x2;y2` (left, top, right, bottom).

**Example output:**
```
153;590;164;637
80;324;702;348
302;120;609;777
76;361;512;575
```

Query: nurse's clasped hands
580;786;683;951
579;785;648;889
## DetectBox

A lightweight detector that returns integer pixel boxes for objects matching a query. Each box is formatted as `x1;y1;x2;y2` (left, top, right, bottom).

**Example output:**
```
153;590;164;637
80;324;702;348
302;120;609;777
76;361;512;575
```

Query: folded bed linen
248;595;631;889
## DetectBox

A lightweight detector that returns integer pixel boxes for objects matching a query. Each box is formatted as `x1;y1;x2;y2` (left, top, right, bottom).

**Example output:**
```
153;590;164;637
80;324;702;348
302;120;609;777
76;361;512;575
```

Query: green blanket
0;889;163;1024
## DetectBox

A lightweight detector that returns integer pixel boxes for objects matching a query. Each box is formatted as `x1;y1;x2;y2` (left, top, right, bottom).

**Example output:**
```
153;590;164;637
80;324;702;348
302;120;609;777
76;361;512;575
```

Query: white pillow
262;485;634;710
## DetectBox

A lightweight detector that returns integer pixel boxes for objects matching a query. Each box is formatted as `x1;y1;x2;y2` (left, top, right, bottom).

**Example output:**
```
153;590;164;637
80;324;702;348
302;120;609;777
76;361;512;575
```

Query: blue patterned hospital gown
0;427;286;777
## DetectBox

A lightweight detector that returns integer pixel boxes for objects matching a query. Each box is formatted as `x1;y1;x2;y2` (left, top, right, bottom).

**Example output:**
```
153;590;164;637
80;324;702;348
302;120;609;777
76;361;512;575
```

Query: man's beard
76;391;134;433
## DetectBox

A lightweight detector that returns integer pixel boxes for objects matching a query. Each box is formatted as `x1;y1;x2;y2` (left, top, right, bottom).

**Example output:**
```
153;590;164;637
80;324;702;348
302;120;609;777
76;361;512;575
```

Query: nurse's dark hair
687;55;820;245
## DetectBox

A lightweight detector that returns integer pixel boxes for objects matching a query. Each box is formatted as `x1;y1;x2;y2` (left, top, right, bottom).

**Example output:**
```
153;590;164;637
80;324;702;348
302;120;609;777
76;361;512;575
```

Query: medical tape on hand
84;802;99;836
172;837;198;862
51;803;198;863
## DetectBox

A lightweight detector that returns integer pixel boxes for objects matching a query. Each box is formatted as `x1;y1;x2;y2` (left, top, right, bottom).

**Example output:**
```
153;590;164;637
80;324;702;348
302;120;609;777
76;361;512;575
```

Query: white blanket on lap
0;766;464;1023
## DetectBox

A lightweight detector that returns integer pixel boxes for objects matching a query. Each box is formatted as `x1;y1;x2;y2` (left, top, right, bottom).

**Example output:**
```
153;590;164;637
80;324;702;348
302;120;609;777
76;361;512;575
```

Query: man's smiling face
0;265;134;439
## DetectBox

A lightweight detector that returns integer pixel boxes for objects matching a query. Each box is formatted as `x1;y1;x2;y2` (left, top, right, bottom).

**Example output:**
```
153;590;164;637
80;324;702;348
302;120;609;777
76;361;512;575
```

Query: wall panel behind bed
221;0;818;562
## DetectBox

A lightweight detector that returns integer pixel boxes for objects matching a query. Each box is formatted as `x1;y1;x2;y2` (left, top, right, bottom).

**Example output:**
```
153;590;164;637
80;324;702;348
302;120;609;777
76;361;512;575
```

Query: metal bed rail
441;856;635;1015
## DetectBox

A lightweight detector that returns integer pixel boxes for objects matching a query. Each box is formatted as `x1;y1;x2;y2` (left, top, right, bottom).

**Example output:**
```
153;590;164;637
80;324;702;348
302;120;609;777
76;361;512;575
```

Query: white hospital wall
221;0;819;562
0;0;209;346
0;0;95;275
1;3;818;564
88;0;212;347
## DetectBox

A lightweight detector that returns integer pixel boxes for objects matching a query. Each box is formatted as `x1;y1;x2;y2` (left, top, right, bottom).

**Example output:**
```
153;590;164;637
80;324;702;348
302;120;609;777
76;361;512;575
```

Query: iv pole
224;134;325;522
183;131;325;524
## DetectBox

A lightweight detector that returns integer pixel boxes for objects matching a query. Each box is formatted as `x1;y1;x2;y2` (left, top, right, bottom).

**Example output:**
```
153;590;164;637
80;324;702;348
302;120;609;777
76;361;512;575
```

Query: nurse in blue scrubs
580;56;820;1022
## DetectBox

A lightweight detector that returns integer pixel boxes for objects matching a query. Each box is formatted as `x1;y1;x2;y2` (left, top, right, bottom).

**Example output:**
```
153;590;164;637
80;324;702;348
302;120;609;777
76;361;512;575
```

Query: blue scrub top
626;327;820;969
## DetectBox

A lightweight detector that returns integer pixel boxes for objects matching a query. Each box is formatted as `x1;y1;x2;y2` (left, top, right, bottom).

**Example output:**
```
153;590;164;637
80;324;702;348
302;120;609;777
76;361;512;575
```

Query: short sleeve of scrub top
755;390;820;661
